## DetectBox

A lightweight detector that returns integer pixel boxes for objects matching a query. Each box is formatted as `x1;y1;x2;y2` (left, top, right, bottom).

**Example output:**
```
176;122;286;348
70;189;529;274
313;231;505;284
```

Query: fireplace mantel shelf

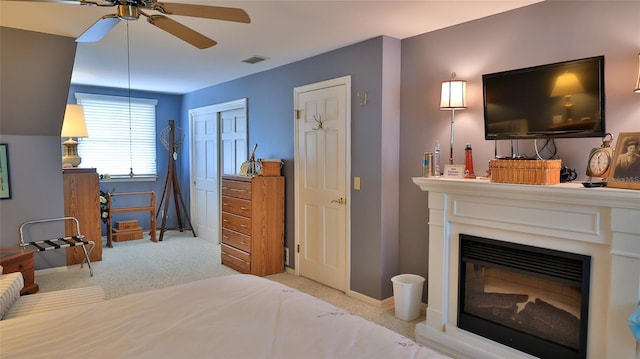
413;177;640;209
412;176;640;359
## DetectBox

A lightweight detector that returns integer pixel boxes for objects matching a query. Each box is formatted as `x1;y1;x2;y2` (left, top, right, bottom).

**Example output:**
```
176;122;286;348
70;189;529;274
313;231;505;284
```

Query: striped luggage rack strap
19;217;95;277
27;236;90;251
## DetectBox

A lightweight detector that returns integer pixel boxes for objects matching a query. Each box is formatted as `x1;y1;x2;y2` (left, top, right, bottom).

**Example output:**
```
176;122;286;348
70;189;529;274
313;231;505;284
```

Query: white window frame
75;92;158;180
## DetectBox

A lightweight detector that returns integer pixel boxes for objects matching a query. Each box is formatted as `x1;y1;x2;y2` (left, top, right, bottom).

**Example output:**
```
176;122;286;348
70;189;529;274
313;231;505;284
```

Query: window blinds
75;93;158;178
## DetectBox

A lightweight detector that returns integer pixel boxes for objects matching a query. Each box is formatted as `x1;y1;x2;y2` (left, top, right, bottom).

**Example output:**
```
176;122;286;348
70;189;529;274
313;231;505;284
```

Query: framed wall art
0;144;11;199
608;132;640;190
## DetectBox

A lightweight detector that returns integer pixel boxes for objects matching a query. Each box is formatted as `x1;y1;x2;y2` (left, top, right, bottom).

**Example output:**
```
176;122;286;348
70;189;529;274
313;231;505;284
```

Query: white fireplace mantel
412;177;640;359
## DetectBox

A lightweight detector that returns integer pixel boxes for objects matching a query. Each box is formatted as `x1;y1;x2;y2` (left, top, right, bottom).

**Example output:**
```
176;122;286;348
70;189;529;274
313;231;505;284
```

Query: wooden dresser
221;175;284;276
0;248;39;294
63;168;102;264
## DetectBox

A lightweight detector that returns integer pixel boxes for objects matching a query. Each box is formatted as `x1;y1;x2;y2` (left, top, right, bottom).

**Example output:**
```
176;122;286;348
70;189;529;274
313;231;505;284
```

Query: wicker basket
258;159;283;176
490;159;561;185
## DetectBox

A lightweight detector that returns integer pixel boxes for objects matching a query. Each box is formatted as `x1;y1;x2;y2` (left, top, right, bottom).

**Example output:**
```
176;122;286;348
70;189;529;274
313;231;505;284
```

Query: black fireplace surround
458;234;591;359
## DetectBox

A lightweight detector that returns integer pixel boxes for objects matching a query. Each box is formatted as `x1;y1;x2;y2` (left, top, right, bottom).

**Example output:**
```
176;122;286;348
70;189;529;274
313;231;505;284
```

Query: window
75;93;158;179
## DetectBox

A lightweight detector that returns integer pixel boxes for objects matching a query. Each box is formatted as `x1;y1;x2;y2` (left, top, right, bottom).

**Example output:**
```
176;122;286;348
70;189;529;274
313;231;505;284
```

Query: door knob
331;197;345;205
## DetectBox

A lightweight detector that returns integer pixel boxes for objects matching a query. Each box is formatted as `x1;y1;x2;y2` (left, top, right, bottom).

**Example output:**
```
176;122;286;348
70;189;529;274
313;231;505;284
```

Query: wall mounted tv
483;56;605;140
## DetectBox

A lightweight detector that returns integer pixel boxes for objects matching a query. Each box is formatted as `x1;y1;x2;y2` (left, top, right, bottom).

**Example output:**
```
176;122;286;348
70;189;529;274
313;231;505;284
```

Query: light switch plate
354;176;361;190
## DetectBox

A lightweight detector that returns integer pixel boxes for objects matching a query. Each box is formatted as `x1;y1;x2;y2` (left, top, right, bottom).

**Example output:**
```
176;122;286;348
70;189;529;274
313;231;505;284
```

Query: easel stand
157;120;196;241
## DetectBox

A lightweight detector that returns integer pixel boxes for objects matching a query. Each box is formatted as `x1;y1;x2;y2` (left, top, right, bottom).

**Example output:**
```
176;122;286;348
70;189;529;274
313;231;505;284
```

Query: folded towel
629;304;640;341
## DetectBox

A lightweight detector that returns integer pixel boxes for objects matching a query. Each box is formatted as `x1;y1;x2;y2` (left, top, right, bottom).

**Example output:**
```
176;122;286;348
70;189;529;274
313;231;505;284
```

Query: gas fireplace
458;234;590;359
412;177;640;358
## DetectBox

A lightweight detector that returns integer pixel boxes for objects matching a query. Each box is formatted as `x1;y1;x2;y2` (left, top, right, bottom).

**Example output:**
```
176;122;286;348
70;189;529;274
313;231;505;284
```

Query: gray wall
184;36;402;300
399;0;640;295
0;27;76;268
0;27;75;136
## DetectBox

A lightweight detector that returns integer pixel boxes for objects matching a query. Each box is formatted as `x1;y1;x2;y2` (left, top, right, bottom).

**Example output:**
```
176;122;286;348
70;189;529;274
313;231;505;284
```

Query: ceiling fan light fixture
117;5;140;20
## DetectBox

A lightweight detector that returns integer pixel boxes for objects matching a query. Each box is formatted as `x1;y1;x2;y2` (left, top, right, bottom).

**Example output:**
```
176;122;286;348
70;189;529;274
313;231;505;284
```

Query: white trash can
391;274;425;321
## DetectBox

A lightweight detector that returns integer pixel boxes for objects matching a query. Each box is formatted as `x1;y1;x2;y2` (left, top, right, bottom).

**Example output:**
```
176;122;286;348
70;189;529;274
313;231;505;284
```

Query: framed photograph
608;132;640;190
0;144;11;199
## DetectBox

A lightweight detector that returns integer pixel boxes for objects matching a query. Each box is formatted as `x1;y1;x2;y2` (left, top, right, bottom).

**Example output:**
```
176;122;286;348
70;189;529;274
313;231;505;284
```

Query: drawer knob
18;264;24;270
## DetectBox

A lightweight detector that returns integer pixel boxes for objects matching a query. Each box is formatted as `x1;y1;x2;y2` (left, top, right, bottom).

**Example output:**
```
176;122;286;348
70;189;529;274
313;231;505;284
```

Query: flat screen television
483;56;605;140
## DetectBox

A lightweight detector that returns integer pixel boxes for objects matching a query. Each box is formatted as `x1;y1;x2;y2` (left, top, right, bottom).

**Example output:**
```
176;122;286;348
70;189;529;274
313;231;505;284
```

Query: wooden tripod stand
157;120;196;241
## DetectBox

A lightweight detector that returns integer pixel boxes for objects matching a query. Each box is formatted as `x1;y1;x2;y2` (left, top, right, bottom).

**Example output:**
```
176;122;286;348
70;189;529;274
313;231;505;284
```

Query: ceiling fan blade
14;0;112;5
76;14;120;42
10;0;83;4
150;2;250;23
147;15;216;49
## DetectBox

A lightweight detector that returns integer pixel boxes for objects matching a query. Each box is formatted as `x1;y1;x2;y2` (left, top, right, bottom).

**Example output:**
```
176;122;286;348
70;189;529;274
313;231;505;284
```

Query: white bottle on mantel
434;141;441;176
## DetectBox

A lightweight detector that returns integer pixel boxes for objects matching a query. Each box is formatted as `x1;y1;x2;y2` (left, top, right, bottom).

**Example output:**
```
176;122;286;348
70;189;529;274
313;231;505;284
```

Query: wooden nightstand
0;248;39;294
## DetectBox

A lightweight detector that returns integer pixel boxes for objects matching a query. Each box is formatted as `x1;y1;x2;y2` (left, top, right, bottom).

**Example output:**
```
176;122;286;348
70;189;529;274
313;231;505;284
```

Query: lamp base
443;164;465;178
62;138;82;167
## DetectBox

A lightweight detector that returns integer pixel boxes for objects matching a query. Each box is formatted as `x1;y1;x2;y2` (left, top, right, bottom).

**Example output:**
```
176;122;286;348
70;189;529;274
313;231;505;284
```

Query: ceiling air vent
242;56;268;64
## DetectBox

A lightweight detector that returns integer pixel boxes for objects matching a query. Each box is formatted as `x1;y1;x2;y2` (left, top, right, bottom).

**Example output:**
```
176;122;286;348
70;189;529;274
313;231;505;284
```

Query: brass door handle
331;197;345;205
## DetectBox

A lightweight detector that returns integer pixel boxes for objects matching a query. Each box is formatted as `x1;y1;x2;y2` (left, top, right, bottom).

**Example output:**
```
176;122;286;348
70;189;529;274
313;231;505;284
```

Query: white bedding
0;272;23;319
0;274;449;358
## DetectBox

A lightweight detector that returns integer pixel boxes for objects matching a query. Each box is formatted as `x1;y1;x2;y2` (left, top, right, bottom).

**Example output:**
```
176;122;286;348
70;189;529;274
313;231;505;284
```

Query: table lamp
440;72;466;177
61;104;88;167
634;53;640;94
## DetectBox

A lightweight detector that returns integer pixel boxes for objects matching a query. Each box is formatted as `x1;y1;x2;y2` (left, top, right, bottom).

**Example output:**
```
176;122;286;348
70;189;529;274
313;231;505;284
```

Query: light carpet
34;231;424;340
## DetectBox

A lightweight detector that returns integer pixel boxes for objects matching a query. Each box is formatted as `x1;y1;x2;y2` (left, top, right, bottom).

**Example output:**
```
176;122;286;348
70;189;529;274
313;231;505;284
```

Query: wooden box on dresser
221;175;284;276
63;168;102;264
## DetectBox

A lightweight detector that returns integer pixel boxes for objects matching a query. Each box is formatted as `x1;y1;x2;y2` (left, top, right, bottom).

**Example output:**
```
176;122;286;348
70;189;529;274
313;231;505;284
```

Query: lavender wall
399;0;640;289
184;36;402;300
0;28;76;269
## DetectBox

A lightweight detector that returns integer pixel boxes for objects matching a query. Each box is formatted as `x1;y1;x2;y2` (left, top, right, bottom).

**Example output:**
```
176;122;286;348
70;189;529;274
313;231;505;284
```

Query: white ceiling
0;0;541;94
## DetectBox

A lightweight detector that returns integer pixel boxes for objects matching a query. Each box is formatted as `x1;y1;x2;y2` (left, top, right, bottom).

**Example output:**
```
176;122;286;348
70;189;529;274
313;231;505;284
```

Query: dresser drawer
1;255;34;274
221;244;250;273
221;180;252;200
221;196;251;217
222;228;251;253
222;212;252;236
1;249;38;295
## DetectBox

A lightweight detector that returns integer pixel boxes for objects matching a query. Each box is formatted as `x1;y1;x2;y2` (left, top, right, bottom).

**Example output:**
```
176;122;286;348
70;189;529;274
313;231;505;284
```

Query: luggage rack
19;217;95;276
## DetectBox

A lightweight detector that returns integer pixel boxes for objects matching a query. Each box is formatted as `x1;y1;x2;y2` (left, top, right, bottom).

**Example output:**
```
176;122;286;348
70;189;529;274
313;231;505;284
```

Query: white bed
0;274;450;358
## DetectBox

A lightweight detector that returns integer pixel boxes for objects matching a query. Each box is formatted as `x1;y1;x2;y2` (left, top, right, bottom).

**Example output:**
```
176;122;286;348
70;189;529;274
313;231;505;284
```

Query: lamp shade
551;72;584;97
61;104;88;138
440;79;467;110
634;53;640;94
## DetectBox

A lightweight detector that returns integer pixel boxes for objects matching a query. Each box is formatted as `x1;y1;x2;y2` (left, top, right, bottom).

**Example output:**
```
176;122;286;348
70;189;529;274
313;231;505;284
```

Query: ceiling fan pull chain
126;20;134;178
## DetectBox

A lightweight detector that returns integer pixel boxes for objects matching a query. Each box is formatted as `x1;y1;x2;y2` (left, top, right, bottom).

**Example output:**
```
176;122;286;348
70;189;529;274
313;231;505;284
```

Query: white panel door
189;106;219;243
189;99;247;244
220;107;247;175
294;76;350;292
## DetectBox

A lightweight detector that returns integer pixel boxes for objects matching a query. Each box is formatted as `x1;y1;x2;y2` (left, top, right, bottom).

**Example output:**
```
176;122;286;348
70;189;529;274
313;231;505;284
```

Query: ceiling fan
45;0;250;49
